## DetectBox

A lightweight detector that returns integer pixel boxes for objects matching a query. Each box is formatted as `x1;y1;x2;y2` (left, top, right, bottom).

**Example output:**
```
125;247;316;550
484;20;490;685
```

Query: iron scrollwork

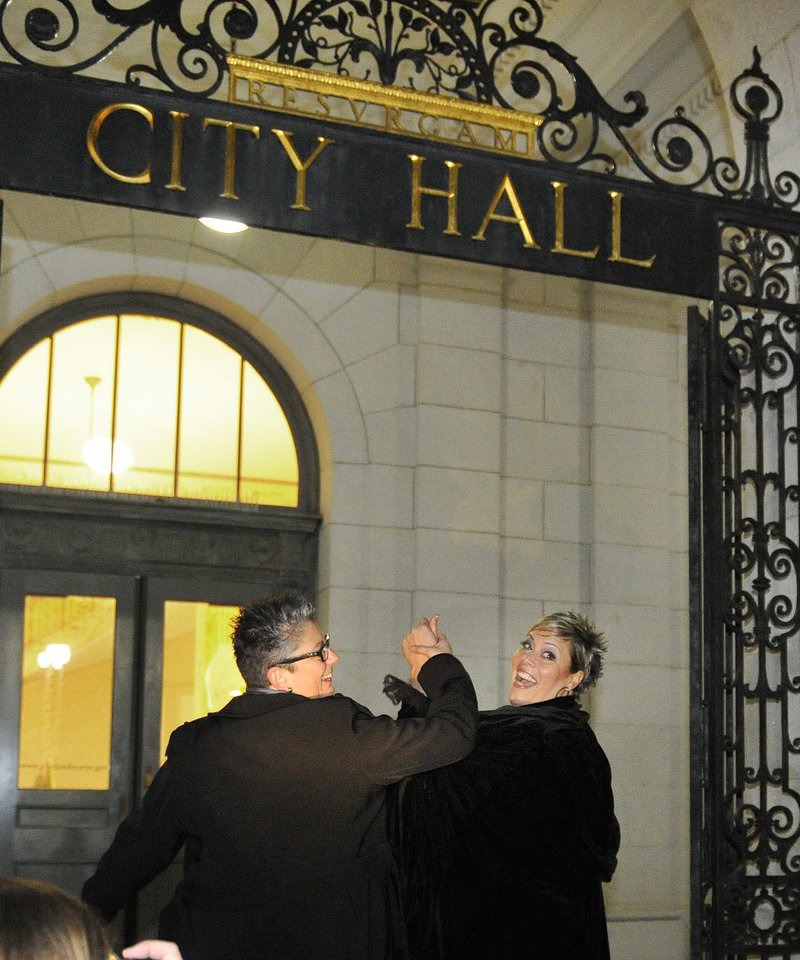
1;0;797;205
1;0;649;145
694;211;800;958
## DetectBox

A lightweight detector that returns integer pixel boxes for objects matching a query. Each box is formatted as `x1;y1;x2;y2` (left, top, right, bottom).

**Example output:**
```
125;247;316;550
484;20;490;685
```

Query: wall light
199;217;249;234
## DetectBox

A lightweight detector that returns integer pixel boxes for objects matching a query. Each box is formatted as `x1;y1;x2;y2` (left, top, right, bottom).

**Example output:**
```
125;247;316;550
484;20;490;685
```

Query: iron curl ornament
698;203;800;957
0;0;799;206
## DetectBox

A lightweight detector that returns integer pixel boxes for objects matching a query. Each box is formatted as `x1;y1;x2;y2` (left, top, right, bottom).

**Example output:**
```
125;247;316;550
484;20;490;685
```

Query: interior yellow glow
17;595;245;790
178;326;241;501
18;594;116;790
113;314;181;497
0;313;299;507
160;601;243;764
48;316;117;492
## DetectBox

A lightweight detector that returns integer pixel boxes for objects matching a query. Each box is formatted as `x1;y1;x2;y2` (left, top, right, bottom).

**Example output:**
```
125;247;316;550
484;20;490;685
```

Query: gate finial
727;45;799;207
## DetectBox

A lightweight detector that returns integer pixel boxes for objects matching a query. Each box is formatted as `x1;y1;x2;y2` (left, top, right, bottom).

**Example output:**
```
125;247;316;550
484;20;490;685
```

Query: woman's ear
569;670;585;693
266;665;291;691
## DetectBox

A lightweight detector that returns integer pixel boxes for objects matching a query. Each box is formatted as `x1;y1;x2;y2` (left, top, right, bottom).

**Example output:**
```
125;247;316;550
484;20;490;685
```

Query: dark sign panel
0;62;719;296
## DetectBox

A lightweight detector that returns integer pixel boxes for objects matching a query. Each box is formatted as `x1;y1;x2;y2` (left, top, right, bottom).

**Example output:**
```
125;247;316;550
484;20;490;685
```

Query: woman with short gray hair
83;594;478;960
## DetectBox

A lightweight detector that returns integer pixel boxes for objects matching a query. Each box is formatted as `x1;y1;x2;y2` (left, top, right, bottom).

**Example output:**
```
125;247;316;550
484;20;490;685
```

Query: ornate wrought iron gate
688;65;800;959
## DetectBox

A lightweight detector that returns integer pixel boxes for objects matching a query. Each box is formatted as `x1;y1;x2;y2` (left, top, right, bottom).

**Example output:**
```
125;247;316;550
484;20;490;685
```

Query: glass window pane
240;362;299;507
113;315;181;497
0;339;50;486
18;594;116;790
1;310;302;508
177;327;241;502
160;601;243;763
47;317;118;493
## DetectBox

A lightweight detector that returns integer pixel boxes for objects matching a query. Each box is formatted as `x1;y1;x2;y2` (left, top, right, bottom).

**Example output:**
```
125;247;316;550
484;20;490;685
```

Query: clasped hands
403;615;452;689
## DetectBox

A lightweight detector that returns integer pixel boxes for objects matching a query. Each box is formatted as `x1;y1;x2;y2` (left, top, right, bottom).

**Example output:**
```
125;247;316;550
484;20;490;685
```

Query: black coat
82;655;477;960
387;689;619;960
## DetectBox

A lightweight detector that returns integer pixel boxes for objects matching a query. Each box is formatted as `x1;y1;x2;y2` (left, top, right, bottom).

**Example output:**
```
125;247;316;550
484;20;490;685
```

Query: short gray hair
231;591;316;686
529;611;607;697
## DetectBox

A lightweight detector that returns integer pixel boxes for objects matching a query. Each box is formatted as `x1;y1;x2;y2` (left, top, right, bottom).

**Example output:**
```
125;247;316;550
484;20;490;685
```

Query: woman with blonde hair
386;611;619;960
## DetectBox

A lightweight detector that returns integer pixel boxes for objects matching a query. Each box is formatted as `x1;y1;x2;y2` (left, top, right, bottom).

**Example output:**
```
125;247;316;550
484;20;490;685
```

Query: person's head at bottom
0;876;110;960
0;876;182;960
508;610;607;705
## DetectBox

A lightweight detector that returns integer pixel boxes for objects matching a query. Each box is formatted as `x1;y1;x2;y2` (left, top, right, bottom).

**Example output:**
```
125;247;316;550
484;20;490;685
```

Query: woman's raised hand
402;615;453;685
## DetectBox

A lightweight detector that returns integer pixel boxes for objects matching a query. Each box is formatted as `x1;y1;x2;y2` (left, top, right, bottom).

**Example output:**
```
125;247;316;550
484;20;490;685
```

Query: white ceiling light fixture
199;217;249;234
82;436;134;475
37;643;72;670
82;375;134;476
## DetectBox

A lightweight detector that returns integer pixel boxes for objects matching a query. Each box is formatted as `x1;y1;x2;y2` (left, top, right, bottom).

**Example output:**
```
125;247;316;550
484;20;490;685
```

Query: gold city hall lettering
87;103;154;184
407;155;462;236
472;174;538;248
609;191;656;268
406;158;654;269
87;105;333;213
167;111;188;191
551;181;598;259
85;100;655;272
271;130;334;211
203;118;261;199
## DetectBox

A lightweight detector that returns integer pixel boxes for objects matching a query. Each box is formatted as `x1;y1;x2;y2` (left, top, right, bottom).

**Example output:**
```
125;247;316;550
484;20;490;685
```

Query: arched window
0;294;317;512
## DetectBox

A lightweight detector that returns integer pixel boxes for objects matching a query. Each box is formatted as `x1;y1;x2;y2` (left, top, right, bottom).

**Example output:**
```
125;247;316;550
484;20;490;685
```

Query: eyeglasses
276;634;330;666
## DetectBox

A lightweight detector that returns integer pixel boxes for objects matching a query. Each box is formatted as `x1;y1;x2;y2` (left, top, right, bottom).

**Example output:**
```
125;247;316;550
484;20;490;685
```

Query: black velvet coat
386;685;619;960
82;655;477;960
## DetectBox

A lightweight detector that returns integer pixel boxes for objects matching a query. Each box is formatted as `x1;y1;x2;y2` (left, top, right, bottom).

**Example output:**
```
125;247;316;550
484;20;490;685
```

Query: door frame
0;487;320;584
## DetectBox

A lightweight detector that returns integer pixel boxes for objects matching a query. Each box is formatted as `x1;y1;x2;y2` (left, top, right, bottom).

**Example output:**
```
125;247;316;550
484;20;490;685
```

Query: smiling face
508;627;585;705
272;621;340;698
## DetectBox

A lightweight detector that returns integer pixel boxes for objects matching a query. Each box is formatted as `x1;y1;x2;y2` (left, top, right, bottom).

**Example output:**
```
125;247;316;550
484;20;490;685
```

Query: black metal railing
0;1;798;207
